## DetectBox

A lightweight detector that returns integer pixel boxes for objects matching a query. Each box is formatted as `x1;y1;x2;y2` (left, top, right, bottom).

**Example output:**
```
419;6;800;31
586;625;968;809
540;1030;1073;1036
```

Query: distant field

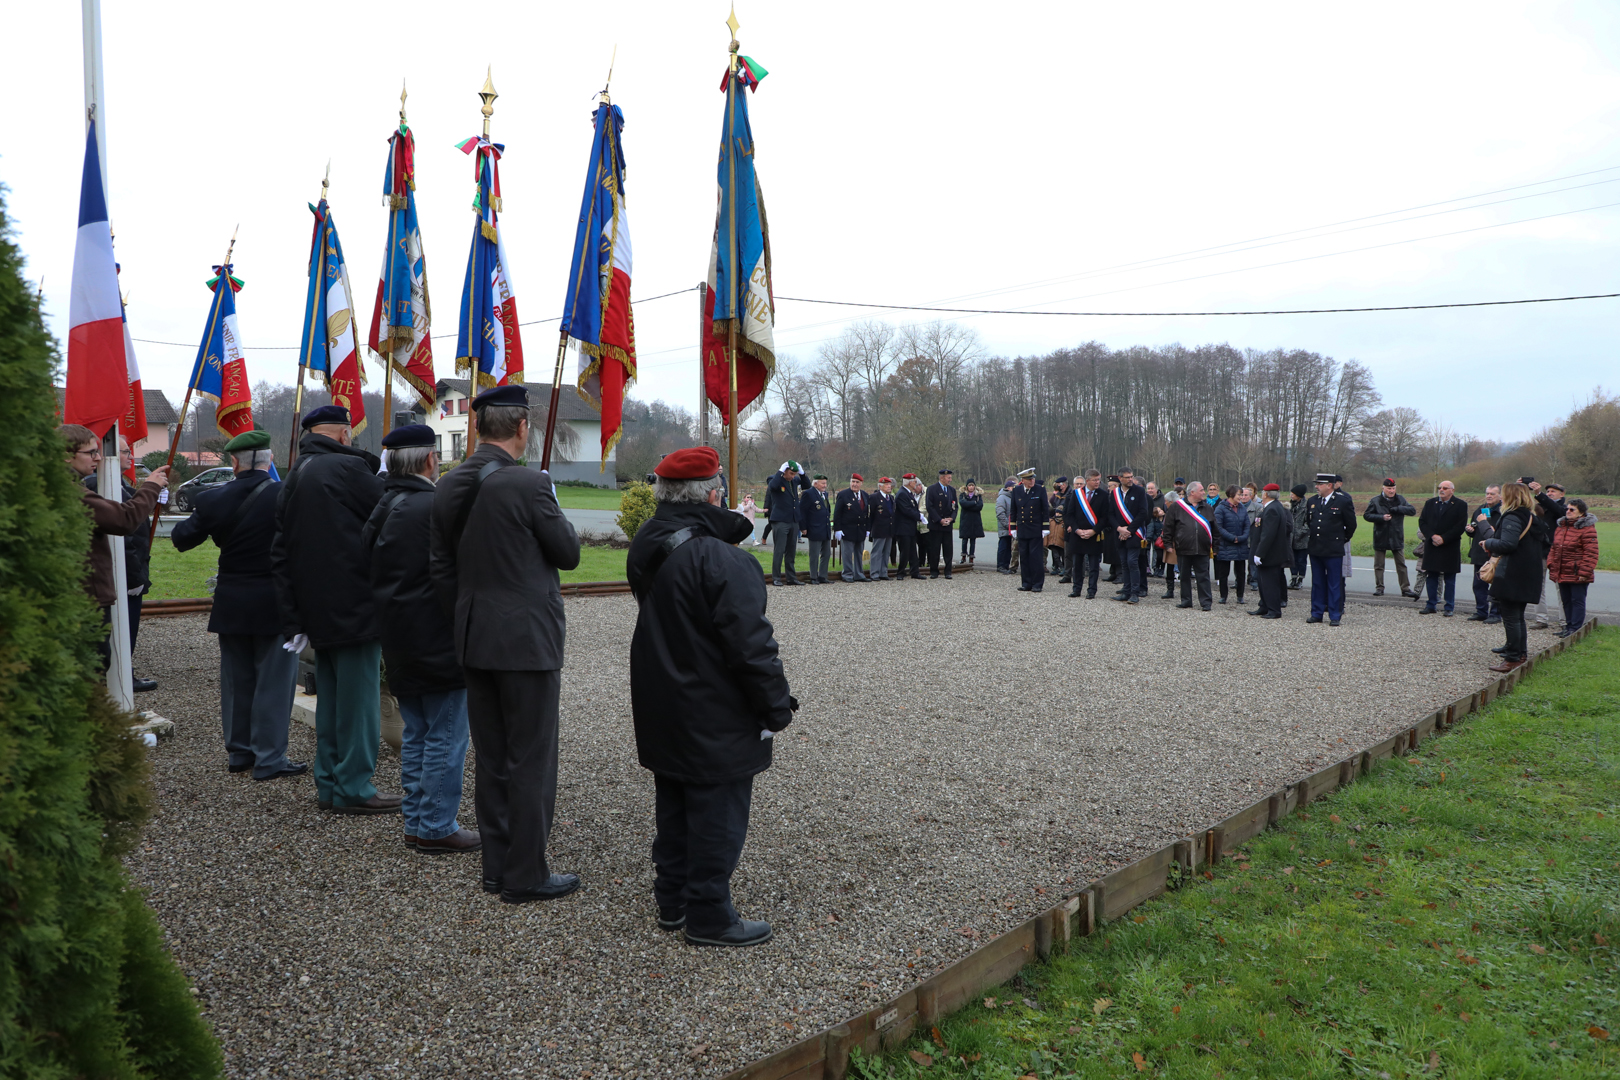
554;485;625;511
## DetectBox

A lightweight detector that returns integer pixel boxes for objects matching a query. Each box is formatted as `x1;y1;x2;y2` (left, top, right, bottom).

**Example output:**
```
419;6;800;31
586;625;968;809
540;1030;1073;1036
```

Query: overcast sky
6;1;1619;443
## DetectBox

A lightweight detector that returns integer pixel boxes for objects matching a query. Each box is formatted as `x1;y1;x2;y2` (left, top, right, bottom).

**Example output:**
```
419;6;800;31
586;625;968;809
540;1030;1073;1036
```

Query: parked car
171;466;234;512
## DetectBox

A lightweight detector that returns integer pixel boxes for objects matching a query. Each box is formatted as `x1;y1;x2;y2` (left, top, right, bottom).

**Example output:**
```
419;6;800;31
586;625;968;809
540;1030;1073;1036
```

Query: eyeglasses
74;447;103;458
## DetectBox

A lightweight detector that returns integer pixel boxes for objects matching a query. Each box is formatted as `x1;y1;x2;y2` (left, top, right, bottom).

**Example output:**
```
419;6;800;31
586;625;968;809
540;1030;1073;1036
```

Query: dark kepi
301;404;351;429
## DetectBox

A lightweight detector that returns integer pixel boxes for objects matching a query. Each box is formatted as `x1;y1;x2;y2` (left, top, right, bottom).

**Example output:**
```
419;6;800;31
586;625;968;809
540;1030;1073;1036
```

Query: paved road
1336;555;1618;616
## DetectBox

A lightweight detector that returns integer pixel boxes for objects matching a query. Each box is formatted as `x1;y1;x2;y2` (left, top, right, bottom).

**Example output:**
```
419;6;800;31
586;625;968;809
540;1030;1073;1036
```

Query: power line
773;291;1620;318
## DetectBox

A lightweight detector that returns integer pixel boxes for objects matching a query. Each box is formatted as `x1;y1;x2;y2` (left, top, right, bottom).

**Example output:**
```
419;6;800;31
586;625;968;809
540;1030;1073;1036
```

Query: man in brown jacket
60;424;170;665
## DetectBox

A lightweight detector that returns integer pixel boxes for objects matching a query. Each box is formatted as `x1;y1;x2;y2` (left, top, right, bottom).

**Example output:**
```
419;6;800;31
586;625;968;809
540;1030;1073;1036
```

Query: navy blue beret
301;404;351;429
381;423;436;449
472;384;529;409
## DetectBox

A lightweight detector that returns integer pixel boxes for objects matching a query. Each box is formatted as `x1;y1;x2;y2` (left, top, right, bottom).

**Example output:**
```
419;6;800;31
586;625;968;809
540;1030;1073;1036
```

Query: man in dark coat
429;386;582;903
1008;469;1049;592
1109;467;1151;602
362;424;477;855
271;405;393;813
87;435;159;691
1465;484;1501;622
1288;483;1311;589
172;430;303;781
1163;481;1214;610
1417;480;1469;616
626;446;795;948
798;476;832;584
867;477;896;580
764;461;809;586
1249;483;1292;618
1063;469;1107;599
1304;473;1357;625
833;473;872;582
924;468;958;578
1363;478;1417;597
894;474;924;580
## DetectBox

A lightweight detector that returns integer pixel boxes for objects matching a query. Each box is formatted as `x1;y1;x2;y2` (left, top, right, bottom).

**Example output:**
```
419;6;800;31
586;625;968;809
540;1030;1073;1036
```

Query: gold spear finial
321;160;330;201
224;224;239;268
726;4;740;41
479;66;498;138
400;79;408;124
602;44;617;100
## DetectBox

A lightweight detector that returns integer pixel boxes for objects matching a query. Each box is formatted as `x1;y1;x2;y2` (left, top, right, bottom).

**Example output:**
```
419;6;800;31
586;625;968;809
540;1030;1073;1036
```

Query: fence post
824;1024;852;1080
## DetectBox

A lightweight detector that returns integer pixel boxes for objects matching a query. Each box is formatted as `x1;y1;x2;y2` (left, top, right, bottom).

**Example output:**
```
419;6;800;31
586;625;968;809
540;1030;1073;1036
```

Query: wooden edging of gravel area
720;619;1600;1080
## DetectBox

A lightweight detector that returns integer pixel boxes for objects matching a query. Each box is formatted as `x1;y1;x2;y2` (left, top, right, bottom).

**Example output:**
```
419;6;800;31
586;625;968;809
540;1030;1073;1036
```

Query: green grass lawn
858;627;1620;1079
554;485;626;511
146;542;219;600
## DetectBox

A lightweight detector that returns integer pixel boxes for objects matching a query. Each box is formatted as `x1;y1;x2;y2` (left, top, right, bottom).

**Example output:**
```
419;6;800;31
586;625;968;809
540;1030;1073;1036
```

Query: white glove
157;488;170;505
282;633;309;654
1253;556;1261;566
834;530;843;541
1041;530;1049;537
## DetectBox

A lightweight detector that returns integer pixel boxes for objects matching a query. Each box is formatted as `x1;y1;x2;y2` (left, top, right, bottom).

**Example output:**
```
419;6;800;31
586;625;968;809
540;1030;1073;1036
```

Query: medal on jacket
1174;497;1212;542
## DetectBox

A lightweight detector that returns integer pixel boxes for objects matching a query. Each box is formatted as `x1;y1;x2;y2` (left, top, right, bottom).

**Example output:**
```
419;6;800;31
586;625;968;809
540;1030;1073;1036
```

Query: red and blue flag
369;119;435;409
455;136;523;389
300;200;368;432
188;264;254;439
65;119;139;439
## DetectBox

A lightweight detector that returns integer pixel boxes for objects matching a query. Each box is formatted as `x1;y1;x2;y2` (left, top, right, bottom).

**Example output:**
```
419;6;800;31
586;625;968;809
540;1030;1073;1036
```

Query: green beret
223;430;272;453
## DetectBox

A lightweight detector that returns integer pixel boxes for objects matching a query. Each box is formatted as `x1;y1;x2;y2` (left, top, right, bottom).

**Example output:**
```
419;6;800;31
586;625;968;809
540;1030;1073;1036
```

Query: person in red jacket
1546;498;1600;638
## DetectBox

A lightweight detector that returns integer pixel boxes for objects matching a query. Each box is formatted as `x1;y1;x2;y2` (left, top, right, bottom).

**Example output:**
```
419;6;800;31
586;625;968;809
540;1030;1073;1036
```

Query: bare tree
1358;407;1426;479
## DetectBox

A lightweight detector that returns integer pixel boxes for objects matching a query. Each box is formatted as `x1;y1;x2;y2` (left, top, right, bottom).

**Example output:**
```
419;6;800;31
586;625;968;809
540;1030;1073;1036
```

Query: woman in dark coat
1212;486;1251;604
958;480;986;565
1482;482;1550;670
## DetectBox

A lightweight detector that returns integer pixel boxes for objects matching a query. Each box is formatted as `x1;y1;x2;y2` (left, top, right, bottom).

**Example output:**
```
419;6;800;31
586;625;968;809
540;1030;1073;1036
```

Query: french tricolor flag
65;120;136;439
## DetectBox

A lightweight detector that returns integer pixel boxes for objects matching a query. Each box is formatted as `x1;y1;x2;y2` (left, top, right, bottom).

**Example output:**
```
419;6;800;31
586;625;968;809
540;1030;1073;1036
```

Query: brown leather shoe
331;793;403;816
414;828;482;854
1488;659;1524;673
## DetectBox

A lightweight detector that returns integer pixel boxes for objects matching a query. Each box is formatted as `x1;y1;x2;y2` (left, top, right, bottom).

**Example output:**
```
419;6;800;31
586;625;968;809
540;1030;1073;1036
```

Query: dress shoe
482;877;503;895
771;578;782;587
317;798;332;810
1201;605;1213;612
1017;585;1033;591
331;793;404;816
1488;659;1524;673
1218;596;1228;605
415;828;482;854
253;761;309;782
1058;576;1071;584
1555;628;1573;638
658;909;687;931
1177;600;1193;609
1466;613;1488;622
1031;587;1042;593
1530;621;1549;630
229;762;253;774
1248;609;1267;616
1306;616;1323;624
403;834;420;849
1263;613;1282;620
1443;611;1454;618
1126;597;1139;604
1418;607;1436;615
132;676;158;693
1161;590;1175;600
783;577;801;586
1491;644;1510;654
1087;591;1097;599
500;873;581;904
1112;594;1133;602
1374;586;1384;596
1401;588;1419;598
1484;616;1501;625
1068;590;1083;598
1329;618;1341;627
684;919;773;948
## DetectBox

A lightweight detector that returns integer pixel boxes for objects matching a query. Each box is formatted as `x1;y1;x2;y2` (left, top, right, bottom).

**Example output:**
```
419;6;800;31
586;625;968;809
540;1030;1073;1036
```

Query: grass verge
856;627;1619;1079
145;542;219;600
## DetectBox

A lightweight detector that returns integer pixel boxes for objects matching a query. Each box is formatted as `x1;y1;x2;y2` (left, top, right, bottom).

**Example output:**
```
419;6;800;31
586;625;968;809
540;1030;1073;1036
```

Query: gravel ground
128;576;1513;1078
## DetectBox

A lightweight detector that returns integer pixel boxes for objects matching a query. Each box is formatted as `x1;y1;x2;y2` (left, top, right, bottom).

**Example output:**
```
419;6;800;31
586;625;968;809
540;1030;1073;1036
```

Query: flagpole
152;226;237;542
467;71;499;459
292;165;329;469
697;281;710;447
725;25;741;508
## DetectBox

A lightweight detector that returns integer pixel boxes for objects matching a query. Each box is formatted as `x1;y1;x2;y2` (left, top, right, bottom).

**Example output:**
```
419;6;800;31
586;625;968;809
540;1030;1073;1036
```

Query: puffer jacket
1213;500;1251;561
1290;498;1310;549
1547;514;1600;584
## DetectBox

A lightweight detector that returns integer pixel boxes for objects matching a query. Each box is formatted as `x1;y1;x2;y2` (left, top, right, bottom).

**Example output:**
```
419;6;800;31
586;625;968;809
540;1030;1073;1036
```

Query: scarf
1074;486;1100;527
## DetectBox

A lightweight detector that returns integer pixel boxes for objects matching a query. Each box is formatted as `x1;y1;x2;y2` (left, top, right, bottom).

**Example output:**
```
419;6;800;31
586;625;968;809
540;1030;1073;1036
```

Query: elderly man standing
173;430;304;781
1163;481;1214;610
867;477;896;581
833;473;872;583
627;446;796;947
431;385;581;902
1008;468;1049;592
363;424;477;854
1364;478;1417;597
1465;485;1502;623
764;461;809;586
1417;480;1469;617
273;404;392;813
1064;469;1106;599
894;474;925;580
1249;483;1292;618
925;469;959;579
798;474;832;585
1304;472;1357;625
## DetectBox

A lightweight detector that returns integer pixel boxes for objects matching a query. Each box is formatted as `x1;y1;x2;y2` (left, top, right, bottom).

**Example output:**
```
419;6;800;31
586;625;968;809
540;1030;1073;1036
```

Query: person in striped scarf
1162;481;1215;610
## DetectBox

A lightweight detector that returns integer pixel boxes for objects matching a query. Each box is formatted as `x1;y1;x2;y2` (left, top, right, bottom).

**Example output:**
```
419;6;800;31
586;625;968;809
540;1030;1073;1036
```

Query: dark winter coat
171;469;282;636
894;488;922;536
1363;491;1416;551
1304;492;1358;558
627;500;794;783
1290;497;1311;550
1007;484;1050;539
1062;485;1106;548
798;487;832;541
1213;500;1251;562
362;472;462;697
1484;507;1550;604
925;482;959;528
429;442;580;671
1547;514;1600;585
765;471;810;523
1162;497;1214;556
833;488;872;541
270;433;385;648
868;490;897;539
1418;496;1470;576
1253;498;1294;568
958;492;986;539
1467;504;1500;566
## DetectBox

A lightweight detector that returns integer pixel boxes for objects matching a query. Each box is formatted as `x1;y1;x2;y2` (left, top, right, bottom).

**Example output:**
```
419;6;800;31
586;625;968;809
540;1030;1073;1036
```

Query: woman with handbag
1480;482;1551;671
1547;498;1600;638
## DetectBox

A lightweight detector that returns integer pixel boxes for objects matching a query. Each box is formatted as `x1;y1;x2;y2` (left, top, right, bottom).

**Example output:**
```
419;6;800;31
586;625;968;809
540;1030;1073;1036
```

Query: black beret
472;384;529;409
301;404;351;429
381;423;436;449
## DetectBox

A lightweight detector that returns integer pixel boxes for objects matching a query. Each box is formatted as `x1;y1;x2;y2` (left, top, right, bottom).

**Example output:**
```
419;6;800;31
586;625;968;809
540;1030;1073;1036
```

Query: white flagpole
84;0;134;710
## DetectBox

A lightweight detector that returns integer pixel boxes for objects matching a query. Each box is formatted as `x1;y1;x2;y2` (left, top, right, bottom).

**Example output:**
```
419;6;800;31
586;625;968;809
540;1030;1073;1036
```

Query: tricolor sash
1113;486;1140;535
1075;487;1100;528
1175;497;1213;542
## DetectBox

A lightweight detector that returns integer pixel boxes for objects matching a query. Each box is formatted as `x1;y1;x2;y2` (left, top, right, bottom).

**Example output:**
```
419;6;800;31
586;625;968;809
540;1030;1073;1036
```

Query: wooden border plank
1100;845;1176;919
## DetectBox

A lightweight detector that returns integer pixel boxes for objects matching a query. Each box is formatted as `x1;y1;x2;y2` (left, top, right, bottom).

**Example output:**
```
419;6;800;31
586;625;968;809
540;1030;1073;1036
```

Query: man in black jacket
173;429;305;781
764;462;809;586
1417;480;1469;616
833;473;872;583
924;469;958;579
430;386;582;903
798;476;832;584
1109;467;1151;602
867;477;896;581
1304;473;1357;625
1465;484;1501;622
627;446;795;948
362;425;477;855
272;405;394;812
1008;469;1049;592
894;474;924;580
1363;478;1417;597
1249;483;1292;618
1063;470;1107;599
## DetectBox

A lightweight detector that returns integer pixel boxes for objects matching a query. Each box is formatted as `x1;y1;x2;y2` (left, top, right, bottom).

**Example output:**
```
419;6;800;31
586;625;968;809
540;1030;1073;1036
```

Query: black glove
788;695;800;713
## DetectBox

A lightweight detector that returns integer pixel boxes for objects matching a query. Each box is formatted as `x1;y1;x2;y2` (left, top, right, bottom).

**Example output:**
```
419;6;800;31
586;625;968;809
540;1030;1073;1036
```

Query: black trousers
1499;600;1529;661
923;531;950;576
1255;564;1287;615
651;774;754;934
463;667;561;892
1017;536;1046;589
1214;558;1248;600
1178;552;1213;608
1066;539;1100;595
895;534;921;578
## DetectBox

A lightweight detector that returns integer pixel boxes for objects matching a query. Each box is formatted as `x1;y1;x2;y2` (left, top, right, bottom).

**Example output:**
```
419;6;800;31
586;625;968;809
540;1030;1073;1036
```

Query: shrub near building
0;191;221;1076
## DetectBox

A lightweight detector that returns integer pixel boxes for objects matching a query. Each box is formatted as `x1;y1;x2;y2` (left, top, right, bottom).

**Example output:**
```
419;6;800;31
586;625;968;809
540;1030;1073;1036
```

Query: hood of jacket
638;499;755;549
1560;513;1597;529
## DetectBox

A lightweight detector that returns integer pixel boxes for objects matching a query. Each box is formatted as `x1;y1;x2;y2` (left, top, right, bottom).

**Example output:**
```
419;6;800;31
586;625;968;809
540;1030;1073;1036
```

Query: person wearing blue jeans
396;689;472;846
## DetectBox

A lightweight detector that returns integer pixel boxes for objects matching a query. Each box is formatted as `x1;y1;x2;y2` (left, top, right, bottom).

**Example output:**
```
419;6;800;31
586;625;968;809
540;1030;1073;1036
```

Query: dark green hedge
0;186;221;1077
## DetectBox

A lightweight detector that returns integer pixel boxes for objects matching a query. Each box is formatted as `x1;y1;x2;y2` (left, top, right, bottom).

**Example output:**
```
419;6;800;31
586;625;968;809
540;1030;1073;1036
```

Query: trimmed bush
0;188;221;1077
617;480;657;540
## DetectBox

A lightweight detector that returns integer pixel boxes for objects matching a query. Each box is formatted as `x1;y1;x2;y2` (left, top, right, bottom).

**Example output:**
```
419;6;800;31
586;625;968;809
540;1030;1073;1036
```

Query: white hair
655;474;724;504
389;444;436;477
231;449;274;472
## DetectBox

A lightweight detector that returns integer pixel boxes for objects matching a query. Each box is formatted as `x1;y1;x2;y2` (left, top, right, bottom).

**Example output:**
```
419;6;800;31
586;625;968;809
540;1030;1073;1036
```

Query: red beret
1263;483;1280;491
850;473;863;481
901;472;917;480
878;476;893;483
653;446;720;480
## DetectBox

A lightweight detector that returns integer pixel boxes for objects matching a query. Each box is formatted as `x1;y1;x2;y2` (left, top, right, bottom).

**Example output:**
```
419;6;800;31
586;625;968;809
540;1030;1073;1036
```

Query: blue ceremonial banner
298;200;368;430
454;136;523;387
713;77;771;338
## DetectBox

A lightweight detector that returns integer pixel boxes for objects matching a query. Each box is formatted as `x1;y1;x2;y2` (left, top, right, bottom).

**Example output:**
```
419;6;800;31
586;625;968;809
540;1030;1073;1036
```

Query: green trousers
314;643;382;807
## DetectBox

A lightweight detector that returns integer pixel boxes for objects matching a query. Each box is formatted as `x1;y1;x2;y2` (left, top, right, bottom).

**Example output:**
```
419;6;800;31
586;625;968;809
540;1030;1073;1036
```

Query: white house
414;379;616;486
